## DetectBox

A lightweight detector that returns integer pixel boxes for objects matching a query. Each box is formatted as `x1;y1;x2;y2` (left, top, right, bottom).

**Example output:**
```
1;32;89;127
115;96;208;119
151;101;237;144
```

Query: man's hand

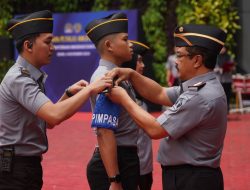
67;79;89;96
106;68;134;86
88;76;113;95
107;86;130;105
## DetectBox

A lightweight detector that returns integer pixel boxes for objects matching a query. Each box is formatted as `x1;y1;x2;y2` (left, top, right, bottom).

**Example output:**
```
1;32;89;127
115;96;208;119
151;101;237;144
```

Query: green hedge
177;0;240;57
0;58;14;82
0;0;241;85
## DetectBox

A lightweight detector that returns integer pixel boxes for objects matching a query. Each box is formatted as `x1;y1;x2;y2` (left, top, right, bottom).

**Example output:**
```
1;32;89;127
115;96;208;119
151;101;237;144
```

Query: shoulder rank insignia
20;67;30;76
188;81;206;91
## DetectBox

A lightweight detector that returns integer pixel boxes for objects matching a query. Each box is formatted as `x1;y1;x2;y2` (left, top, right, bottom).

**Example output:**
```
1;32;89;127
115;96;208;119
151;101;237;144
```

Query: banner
43;10;138;111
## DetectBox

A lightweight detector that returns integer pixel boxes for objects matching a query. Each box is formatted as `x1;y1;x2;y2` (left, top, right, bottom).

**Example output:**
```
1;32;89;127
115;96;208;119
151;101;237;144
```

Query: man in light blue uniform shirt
85;12;140;190
107;24;227;190
0;10;111;190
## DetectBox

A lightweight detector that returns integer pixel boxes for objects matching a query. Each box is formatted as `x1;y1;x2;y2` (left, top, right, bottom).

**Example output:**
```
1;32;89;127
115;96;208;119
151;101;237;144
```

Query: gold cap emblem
179;26;184;32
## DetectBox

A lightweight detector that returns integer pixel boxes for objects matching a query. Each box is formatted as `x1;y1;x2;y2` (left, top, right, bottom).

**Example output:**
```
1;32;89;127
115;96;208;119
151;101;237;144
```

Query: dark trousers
161;164;224;190
87;146;140;190
139;172;153;190
0;156;42;190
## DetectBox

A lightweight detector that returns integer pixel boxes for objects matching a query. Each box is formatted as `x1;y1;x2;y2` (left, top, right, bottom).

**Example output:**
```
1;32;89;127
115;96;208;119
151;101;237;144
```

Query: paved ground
42;112;250;190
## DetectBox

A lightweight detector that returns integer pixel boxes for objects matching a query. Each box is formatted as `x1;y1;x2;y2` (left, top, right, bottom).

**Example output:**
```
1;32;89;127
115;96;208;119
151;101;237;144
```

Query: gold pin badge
20;68;30;76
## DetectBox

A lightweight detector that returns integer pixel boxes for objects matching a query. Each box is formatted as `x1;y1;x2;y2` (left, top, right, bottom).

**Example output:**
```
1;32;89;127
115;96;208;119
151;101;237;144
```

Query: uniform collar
16;56;47;82
99;59;118;70
182;72;216;92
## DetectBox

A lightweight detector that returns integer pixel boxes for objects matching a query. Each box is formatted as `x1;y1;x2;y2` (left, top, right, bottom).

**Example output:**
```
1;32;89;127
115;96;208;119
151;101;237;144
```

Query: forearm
58;87;81;102
121;97;168;139
56;88;90;116
37;86;93;126
97;129;119;177
58;79;90;102
167;70;171;83
129;71;172;106
57;93;69;102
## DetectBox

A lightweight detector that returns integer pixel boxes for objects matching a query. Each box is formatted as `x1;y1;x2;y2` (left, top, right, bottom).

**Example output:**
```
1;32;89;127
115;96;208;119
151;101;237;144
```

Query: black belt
94;146;137;154
0;146;41;165
14;156;42;164
0;155;42;164
161;164;220;171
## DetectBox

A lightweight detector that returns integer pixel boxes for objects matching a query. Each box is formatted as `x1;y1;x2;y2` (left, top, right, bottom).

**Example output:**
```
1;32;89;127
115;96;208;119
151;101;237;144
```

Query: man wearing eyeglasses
106;24;227;190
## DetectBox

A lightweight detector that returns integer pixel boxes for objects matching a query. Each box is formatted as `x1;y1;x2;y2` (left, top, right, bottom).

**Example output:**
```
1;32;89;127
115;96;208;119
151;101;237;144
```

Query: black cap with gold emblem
174;24;226;54
122;40;150;70
130;40;150;56
85;12;128;45
7;10;53;41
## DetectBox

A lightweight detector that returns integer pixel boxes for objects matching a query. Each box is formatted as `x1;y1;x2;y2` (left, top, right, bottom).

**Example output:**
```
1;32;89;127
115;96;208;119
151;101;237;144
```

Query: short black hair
186;46;218;69
15;33;40;53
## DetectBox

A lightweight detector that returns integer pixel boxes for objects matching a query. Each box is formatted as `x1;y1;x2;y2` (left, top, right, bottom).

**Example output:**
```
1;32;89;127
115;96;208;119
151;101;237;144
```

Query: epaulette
20;67;30;77
188;81;206;91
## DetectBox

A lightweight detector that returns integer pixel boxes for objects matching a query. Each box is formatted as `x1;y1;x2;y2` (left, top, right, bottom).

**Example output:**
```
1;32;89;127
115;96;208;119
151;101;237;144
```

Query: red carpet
42;112;250;190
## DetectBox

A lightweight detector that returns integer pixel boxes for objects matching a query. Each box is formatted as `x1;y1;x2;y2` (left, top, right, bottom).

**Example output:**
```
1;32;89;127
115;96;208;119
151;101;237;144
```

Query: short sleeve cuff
33;93;50;114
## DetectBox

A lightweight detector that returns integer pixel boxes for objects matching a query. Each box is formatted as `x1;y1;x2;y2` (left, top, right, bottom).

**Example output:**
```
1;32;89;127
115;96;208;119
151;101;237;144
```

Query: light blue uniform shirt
0;56;50;156
137;101;153;175
157;72;227;168
90;59;138;146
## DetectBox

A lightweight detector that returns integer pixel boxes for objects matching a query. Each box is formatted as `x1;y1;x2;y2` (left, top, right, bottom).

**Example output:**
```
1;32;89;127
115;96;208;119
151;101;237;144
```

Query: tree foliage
0;0;13;37
92;0;110;11
0;0;241;83
0;0;13;82
176;0;240;57
47;0;91;12
0;58;14;81
120;0;134;10
142;0;167;85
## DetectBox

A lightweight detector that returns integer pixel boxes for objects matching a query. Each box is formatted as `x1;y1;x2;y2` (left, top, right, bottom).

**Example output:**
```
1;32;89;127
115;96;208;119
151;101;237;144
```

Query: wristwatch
109;174;121;183
65;87;74;97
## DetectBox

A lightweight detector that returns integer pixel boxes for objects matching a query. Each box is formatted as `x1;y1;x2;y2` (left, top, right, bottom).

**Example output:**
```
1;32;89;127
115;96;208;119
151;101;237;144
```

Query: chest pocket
169;91;197;113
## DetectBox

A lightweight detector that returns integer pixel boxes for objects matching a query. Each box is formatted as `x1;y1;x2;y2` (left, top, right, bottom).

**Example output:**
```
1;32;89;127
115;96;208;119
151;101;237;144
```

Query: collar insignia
20;67;30;76
188;81;206;91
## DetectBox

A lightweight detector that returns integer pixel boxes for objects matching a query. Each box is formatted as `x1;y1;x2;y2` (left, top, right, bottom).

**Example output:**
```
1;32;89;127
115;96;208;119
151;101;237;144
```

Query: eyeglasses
175;53;191;60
